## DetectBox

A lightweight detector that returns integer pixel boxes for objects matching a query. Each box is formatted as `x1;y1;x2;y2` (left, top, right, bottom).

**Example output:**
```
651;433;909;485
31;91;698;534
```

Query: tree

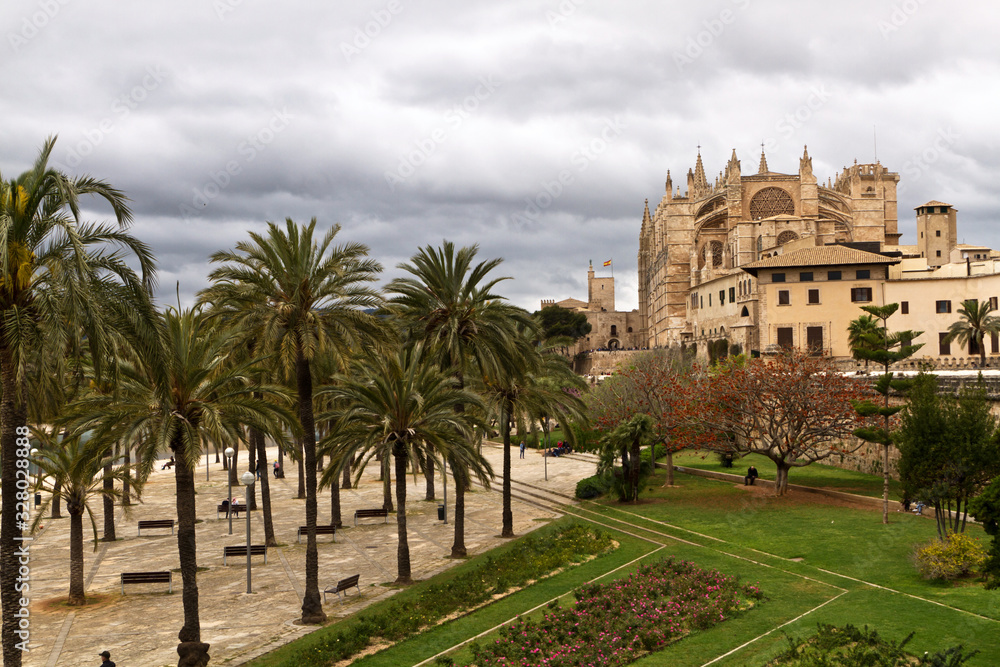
0;137;158;666
534;305;592;341
697;349;868;495
30;431;138;605
318;342;482;583
586;348;695;486
898;373;1000;539
969;476;1000;589
847;314;880;371
62;308;292;667
199;217;388;625
598;413;654;502
849;304;924;523
385;241;530;556
943;299;1000;367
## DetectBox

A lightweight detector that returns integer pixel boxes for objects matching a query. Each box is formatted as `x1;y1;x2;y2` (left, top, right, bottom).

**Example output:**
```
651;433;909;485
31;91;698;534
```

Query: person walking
99;650;116;666
519;440;526;459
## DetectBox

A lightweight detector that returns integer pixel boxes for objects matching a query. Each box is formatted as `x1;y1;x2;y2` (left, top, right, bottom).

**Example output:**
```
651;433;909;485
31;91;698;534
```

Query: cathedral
638;147;905;355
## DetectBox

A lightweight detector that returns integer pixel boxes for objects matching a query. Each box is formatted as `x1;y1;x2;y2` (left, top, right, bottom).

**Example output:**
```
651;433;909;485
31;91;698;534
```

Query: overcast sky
3;0;999;313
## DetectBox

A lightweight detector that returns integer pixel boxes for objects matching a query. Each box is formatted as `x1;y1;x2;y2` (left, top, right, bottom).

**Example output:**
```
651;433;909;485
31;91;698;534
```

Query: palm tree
0;137;157;667
385;241;530;556
847;314;881;371
943;299;1000;367
319;342;481;583
63;308;292;667
599;414;654;502
30;431;139;605
198;217;388;625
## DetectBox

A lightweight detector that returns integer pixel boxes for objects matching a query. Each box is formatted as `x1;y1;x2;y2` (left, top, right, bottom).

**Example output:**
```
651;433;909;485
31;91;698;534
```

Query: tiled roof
917;200;952;208
742;245;900;275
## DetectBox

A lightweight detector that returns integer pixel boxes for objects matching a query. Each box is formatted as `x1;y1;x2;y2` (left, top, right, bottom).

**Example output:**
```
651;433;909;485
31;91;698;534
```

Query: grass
672;449;905;499
249;466;1000;666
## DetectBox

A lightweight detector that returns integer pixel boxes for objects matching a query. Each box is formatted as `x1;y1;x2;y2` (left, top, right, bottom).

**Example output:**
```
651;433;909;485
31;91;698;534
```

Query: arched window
777;230;798;246
627;327;633;333
756;236;763;253
741;306;749;317
610;325;618;336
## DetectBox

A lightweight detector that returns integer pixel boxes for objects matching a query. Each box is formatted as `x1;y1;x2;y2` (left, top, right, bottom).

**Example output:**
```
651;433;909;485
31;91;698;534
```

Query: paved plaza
23;445;597;666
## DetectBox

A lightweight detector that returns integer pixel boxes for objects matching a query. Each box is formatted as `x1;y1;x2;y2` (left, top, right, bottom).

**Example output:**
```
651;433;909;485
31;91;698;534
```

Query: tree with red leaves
696;349;870;495
587;348;695;485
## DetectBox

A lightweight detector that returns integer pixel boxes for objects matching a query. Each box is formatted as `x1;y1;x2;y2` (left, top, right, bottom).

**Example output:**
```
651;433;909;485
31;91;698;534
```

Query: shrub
768;623;978;666
639;443;666;463
915;532;988;580
575;475;608;499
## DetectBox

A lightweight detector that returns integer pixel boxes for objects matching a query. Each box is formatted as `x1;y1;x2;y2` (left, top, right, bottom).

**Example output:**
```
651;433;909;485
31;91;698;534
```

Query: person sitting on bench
161;456;175;470
744;465;759;486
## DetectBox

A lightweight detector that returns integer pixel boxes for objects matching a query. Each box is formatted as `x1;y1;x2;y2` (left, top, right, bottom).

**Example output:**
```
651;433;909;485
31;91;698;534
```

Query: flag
603;259;612;267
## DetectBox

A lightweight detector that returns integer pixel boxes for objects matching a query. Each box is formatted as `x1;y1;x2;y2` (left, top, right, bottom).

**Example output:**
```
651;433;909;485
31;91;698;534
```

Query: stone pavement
23;445;598;666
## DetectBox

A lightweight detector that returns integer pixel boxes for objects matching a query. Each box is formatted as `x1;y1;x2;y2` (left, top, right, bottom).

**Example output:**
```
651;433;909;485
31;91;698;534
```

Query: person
723;452;733;469
99;649;116;666
744;465;759;486
519;440;525;459
901;496;911;512
253;463;261;480
161;456;175;470
914;501;925;515
273;461;284;478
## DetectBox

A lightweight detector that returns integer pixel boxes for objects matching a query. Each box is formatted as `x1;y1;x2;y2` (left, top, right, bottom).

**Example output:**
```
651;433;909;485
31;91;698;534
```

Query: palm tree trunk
630;436;641;502
0;346;26;667
424;449;435;500
394;447;412;584
342;455;352;489
252;428;275;546
382;455;394;512
297;348;327;625
297;437;306;500
173;435;210;667
51;480;63;518
501;400;514;538
122;444;131;506
330;473;342;528
68;509;86;605
451;467;467;558
102;456;115;542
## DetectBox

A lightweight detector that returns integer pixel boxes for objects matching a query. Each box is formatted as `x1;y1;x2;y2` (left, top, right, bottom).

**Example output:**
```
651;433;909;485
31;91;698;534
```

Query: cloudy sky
3;0;998;313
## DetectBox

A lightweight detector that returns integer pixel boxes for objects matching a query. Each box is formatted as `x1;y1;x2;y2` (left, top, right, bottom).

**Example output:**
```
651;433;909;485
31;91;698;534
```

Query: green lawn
672;449;905;499
250;468;1000;666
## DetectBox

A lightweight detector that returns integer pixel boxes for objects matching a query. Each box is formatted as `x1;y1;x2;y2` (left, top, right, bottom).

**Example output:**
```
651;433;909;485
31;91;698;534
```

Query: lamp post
241;471;255;594
29;448;39;507
442;459;448;524
225;447;235;534
543;417;549;482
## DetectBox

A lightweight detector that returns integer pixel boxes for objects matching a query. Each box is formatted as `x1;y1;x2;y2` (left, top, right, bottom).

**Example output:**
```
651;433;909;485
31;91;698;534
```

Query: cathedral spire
758;143;769;174
665;169;672;196
642;198;651;226
799;144;813;178
693;146;707;189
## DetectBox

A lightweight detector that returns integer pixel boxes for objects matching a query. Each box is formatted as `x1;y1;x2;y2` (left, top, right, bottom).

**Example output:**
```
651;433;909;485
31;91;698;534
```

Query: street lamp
442;459;448;524
241;470;256;594
29;448;39;507
225;447;235;534
543;417;549;482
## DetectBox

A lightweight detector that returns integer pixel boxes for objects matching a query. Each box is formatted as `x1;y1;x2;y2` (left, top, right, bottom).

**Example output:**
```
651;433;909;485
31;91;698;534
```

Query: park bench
137;519;175;536
217;502;248;519
323;573;361;603
222;544;267;565
354;508;388;525
297;524;336;543
121;571;172;594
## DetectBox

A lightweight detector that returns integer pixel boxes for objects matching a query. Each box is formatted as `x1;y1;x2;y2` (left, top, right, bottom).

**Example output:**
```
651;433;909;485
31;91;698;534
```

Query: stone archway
608;338;621;350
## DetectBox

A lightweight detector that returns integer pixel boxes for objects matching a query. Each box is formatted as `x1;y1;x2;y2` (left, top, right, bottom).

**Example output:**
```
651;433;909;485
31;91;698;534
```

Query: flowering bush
915;532;988;581
466;557;764;666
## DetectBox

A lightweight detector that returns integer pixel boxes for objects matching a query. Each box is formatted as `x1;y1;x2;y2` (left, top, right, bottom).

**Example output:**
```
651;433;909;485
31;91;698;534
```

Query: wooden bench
217;503;248;519
138;519;175;536
297;525;336;543
222;544;267;565
323;573;360;603
354;508;388;525
121;571;172;594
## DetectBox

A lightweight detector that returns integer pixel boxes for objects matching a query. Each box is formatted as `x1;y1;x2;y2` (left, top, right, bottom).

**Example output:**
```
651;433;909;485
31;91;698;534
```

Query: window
610;325;617;336
807;326;823;354
778;290;790;305
851;287;872;303
799;271;813;282
827;270;842;281
970;337;981;356
993;332;998;354
719;290;725;305
936;250;942;257
901;301;909;314
772;272;786;283
808;289;820;304
627;327;633;333
939;332;951;356
991;296;998;310
936;300;952;314
856;269;870;279
708;294;712;306
936;230;941;237
729;287;736;302
700;296;703;309
777;327;793;348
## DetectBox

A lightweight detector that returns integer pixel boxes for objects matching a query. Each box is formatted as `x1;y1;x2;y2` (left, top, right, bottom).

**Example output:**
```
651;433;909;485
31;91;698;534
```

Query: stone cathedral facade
638;147;903;352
